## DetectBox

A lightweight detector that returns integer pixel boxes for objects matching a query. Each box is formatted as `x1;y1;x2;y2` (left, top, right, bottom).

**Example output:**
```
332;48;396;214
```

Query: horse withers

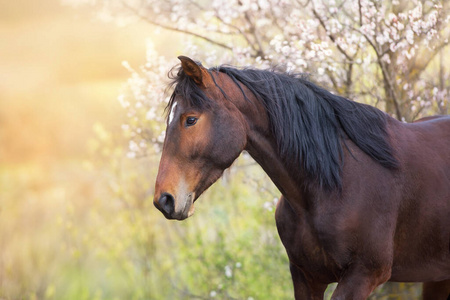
153;56;450;299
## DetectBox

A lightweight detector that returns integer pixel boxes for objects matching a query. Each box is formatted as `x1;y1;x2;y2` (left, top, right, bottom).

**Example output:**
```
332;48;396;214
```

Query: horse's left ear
178;56;211;87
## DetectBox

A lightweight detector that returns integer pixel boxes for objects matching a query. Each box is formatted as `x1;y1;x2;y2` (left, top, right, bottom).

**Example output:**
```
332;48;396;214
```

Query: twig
121;1;233;52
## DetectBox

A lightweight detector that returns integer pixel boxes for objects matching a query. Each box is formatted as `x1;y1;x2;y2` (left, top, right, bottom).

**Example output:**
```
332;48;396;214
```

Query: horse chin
187;202;196;217
177;192;195;220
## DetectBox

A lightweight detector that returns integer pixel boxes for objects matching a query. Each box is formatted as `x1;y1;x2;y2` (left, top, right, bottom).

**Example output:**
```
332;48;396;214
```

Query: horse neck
238;93;311;213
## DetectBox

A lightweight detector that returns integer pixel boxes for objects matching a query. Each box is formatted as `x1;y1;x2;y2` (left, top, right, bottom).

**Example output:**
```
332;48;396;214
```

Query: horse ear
178;56;210;87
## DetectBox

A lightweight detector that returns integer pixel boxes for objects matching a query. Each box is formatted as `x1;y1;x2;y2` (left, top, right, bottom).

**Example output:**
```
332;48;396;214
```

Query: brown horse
153;56;450;299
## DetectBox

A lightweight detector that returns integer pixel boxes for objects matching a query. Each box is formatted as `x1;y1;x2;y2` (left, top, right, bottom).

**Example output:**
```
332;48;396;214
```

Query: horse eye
186;116;198;126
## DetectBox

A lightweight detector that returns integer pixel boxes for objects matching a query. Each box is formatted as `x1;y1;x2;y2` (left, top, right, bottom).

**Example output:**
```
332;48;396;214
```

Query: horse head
153;56;249;220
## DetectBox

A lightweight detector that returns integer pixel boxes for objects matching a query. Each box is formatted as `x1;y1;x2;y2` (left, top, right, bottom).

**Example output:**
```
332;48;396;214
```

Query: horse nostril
156;193;175;216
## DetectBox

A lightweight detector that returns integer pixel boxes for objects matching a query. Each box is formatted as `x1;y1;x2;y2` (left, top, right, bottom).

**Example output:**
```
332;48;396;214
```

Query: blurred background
0;0;448;299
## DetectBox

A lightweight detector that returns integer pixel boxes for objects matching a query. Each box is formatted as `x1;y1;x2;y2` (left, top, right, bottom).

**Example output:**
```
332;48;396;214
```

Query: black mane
167;64;399;190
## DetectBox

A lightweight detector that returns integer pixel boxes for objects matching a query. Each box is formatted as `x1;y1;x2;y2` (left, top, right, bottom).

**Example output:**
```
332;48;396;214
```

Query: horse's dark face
153;57;247;220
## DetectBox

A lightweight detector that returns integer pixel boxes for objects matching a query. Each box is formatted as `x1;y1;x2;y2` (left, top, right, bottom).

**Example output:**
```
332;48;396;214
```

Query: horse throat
245;129;310;214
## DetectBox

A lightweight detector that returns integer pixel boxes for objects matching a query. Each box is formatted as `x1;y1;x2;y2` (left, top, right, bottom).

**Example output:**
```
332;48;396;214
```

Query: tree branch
211;9;257;53
358;0;402;120
409;39;450;82
312;9;353;62
121;1;233;52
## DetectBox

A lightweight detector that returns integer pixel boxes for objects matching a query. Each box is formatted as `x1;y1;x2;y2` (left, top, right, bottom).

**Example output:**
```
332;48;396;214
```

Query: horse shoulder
393;117;450;192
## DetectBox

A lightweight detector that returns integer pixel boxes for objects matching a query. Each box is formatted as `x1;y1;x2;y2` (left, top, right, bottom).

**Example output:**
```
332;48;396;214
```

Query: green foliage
0;142;424;299
0;124;293;299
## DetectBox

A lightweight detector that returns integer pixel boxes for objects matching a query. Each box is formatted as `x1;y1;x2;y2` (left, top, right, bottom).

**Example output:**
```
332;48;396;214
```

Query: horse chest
275;197;347;282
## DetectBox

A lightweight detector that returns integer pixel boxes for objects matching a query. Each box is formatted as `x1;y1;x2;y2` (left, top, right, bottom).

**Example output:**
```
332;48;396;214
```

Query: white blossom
64;0;450;155
224;265;232;278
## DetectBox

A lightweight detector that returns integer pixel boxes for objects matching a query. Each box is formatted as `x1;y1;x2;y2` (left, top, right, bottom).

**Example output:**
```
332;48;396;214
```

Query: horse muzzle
153;192;195;220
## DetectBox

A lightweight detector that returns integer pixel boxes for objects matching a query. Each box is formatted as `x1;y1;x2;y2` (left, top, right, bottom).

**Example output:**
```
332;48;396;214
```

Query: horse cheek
212;121;246;168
